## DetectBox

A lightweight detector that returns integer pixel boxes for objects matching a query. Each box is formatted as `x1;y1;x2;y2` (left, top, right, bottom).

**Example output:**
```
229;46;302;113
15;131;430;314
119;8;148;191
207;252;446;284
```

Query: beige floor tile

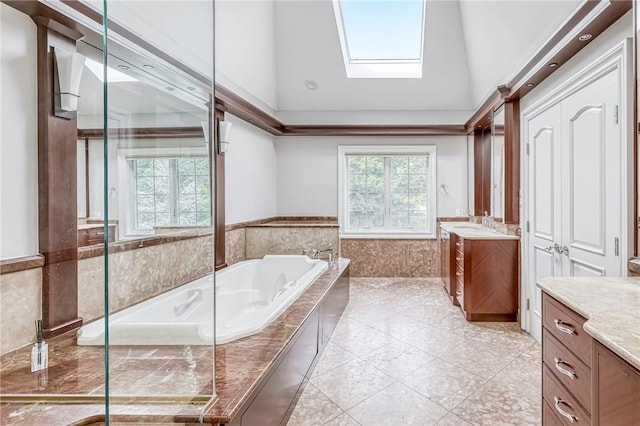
330;325;396;357
311;341;358;377
519;342;542;367
310;358;395;410
366;314;427;337
490;357;541;398
323;412;361;426
347;382;449;426
287;383;344;426
330;315;368;338
453;379;541;426
361;342;435;380
397;324;468;356
465;329;535;358
435;413;474;426
401;358;487;410
437;340;515;379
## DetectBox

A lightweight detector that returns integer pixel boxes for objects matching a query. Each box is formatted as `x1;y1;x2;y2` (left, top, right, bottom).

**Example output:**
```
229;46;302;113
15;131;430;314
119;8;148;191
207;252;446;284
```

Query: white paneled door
524;54;625;343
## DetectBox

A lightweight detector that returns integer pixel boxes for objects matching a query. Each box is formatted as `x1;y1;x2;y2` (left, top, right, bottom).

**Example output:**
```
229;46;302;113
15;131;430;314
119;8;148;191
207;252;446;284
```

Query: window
117;147;211;238
332;0;426;78
338;146;436;238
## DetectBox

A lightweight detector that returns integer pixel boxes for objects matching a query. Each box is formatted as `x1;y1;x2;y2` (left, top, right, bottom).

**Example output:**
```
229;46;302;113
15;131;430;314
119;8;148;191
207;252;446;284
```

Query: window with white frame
338;146;436;238
118;150;211;235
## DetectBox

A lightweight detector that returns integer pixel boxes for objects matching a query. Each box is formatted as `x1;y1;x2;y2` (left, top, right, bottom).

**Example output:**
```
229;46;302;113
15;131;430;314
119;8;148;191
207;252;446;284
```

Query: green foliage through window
346;154;429;232
133;157;211;231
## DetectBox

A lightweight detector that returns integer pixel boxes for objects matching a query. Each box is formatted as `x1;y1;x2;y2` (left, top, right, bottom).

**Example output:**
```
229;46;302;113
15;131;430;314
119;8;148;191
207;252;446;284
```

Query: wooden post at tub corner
215;108;226;270
34;16;83;337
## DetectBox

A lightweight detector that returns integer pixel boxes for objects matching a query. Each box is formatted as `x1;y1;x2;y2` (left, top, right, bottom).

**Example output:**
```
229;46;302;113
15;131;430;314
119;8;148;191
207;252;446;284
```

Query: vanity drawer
543;365;591;425
543;329;591;413
543;398;566;426
455;277;464;307
543;293;591;367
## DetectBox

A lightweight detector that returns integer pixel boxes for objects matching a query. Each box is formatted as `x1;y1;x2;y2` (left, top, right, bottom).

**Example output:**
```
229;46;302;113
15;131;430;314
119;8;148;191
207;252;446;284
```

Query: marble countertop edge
537;276;640;370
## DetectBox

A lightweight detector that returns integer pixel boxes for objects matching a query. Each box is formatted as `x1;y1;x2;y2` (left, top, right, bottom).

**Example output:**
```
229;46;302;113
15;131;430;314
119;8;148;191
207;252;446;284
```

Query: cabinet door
593;341;640;425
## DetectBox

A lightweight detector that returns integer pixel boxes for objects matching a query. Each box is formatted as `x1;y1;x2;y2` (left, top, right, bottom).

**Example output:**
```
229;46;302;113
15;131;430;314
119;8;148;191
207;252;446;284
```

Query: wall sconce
53;48;86;118
201;121;210;144
218;120;232;154
439;183;448;194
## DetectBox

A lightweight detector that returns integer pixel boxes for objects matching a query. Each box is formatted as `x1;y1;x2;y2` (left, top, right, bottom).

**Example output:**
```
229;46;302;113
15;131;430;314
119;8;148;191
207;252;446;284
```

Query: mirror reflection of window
75;41;211;242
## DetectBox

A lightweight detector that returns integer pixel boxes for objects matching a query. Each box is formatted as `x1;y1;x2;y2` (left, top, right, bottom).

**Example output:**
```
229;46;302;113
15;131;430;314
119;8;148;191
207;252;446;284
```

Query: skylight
333;0;426;79
85;58;138;83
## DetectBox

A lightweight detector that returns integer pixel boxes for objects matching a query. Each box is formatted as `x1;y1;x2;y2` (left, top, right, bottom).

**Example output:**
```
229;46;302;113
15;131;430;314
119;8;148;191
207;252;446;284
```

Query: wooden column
504;99;520;224
474;127;491;216
214;109;227;270
34;17;83;337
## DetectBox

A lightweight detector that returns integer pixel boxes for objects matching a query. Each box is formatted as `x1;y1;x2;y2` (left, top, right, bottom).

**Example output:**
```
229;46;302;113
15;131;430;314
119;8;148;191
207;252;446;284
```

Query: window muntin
339;146;436;238
132;156;210;232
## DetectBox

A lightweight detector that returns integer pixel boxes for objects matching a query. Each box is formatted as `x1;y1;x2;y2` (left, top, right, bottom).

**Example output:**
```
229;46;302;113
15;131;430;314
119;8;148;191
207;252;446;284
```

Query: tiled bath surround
78;234;213;322
0;268;42;354
340;239;440;278
224;217;339;266
0;232;212;355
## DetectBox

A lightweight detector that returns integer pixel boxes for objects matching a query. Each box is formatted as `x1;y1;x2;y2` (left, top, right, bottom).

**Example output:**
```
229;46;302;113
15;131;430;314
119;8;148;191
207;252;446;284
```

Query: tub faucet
316;245;334;263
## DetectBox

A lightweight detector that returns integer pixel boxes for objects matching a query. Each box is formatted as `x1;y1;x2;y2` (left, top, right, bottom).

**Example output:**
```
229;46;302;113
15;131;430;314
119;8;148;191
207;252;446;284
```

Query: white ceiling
269;0;582;114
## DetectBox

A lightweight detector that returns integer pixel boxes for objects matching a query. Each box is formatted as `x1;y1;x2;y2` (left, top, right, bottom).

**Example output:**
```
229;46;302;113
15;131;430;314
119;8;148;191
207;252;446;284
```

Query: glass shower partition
99;0;216;422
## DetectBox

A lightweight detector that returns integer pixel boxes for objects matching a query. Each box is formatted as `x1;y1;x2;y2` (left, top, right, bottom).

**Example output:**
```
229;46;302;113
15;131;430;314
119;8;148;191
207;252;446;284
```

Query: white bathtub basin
77;255;328;345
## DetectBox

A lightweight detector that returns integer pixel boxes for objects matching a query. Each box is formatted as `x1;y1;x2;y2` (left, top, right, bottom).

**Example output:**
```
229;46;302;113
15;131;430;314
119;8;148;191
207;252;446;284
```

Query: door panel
527;104;562;342
568;105;605;254
561;69;621;277
571;258;605;277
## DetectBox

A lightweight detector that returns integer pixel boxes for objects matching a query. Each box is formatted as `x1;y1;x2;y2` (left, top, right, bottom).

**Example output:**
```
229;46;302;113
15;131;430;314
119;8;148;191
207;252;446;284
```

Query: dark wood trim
215;84;285;136
214;109;226;270
474;127;491;216
77;126;204;140
504;100;520;224
283;124;466;136
507;0;631;101
35;17;82;338
465;90;501;133
0;255;45;275
42;318;83;339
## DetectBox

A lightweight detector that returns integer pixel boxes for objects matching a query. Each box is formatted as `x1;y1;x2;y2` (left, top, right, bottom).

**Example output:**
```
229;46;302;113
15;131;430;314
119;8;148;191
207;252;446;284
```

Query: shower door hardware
615;237;619;256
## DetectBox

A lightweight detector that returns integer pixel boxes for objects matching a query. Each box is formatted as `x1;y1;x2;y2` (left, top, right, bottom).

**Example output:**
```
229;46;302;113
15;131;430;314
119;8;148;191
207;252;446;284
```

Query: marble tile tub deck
287;277;541;426
0;260;350;425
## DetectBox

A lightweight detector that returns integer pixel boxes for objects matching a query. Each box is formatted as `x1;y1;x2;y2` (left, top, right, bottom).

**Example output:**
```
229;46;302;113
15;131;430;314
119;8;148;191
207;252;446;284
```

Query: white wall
275;136;469;218
0;4;38;260
215;0;278;114
225;114;278;224
80;0;214;80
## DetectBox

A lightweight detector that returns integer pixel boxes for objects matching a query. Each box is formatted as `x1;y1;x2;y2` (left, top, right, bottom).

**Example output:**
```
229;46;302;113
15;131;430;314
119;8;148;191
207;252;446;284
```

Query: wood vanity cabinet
77;224;115;247
439;226;459;305
592;340;640;425
542;292;640;425
453;236;518;321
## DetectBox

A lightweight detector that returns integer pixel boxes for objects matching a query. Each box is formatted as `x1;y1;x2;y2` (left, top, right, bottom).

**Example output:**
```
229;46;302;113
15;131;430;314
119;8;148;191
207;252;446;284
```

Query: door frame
521;39;633;339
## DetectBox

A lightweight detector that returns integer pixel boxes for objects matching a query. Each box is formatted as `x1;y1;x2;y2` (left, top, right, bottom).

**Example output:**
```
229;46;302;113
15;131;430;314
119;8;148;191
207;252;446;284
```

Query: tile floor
287;277;541;426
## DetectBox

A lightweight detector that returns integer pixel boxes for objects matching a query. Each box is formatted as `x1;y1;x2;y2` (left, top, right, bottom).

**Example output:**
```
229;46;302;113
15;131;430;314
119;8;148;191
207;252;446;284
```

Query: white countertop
537;276;640;370
439;221;519;240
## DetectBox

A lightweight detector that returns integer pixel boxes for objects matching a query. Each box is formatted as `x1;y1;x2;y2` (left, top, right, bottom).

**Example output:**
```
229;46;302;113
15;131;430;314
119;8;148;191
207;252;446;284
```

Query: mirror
491;104;505;221
75;40;212;245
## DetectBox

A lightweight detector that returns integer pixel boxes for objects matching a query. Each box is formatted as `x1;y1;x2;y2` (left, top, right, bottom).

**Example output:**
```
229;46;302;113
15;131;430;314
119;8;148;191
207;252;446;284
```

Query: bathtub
76;255;328;345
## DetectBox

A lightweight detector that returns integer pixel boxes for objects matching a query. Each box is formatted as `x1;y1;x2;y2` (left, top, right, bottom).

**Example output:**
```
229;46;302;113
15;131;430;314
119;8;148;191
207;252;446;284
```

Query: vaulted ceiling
217;0;583;118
